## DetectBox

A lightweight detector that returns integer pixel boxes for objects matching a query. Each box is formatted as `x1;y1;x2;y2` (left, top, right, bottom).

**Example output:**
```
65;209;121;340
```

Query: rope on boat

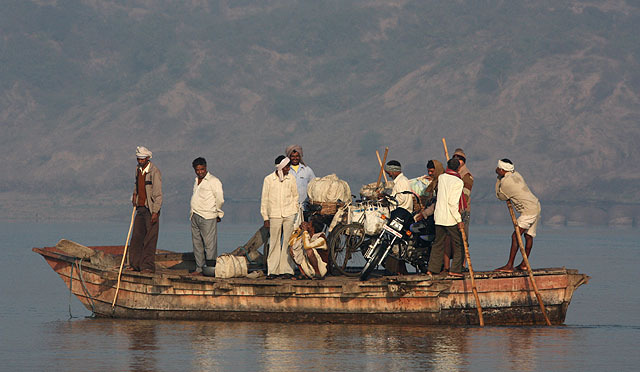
74;258;96;317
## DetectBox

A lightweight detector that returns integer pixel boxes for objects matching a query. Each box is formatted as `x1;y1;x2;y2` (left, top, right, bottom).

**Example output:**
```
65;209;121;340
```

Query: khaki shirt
496;171;539;215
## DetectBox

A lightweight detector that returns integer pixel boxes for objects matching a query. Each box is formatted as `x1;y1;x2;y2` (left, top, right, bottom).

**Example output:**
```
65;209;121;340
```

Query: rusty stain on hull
33;245;589;325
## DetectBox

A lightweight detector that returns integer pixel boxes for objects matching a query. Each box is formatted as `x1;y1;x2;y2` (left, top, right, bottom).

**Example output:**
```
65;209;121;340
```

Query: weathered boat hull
33;244;589;325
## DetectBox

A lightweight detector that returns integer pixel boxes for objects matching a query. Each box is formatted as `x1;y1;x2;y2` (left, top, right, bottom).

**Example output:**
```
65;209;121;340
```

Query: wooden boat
33;240;589;325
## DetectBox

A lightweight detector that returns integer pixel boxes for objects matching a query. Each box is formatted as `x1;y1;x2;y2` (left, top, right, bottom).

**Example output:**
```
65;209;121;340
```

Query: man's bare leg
515;230;533;270
494;231;519;272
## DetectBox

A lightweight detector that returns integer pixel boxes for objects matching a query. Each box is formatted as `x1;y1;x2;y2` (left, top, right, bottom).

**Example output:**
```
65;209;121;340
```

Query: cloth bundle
215;254;248;278
307;174;351;203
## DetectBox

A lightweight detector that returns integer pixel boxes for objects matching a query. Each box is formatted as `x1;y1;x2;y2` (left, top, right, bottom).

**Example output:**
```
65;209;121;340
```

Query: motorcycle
359;193;435;281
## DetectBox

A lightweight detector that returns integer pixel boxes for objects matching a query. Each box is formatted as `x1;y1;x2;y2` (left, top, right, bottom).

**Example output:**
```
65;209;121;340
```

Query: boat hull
34;245;588;325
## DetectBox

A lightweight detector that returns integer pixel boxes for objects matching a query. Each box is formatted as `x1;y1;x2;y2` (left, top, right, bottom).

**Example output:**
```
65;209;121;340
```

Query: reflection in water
38;318;612;371
126;322;158;372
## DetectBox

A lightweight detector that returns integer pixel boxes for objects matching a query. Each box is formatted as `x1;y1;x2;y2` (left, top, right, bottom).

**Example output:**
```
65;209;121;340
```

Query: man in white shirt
261;155;299;279
285;145;316;219
190;157;224;275
384;160;413;212
426;158;465;277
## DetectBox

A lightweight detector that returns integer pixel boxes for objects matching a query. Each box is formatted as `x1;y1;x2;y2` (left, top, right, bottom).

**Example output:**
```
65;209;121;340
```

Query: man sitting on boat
288;218;329;279
494;159;542;272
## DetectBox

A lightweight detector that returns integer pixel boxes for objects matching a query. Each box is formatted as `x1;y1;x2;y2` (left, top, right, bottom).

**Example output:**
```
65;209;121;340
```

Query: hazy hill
1;0;639;225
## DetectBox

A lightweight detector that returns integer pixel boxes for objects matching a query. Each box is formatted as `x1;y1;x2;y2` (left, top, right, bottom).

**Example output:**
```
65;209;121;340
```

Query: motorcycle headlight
390;218;403;231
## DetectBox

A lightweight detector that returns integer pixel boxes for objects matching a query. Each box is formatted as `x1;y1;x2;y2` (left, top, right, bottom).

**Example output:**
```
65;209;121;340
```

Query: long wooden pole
112;206;136;310
442;138;450;161
444;136;482;324
376;150;388;183
459;225;484;326
506;200;552;326
376;147;389;187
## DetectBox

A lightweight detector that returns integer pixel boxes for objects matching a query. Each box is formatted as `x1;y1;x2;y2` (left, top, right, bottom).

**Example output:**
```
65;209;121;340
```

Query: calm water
1;220;638;371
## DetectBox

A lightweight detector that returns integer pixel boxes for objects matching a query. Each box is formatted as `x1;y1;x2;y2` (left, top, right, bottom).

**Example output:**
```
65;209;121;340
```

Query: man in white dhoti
494;159;542;272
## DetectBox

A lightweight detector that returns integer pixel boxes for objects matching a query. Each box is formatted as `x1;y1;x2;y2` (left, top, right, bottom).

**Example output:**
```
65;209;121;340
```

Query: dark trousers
427;224;463;274
129;207;159;272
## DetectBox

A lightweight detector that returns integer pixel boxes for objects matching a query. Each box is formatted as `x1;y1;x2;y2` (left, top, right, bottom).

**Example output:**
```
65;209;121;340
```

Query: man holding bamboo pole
129;146;163;273
426;158;465;278
494;159;541;272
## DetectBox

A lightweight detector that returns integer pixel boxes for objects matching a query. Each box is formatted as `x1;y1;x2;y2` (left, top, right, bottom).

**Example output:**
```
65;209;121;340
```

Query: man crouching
288;218;329;279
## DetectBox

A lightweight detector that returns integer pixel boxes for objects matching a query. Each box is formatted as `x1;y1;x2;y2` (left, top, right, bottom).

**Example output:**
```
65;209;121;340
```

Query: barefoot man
494;159;542;272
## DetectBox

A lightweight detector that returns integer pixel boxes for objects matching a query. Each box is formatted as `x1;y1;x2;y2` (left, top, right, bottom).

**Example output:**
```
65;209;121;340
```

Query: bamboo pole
376;147;389;187
442;138;450;160
376;150;388;183
111;206;136;310
444;136;482;324
506;200;552;326
459;225;484;326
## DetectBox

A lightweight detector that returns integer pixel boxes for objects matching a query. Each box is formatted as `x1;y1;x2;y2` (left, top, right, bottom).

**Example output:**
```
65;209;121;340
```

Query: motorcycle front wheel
359;241;384;281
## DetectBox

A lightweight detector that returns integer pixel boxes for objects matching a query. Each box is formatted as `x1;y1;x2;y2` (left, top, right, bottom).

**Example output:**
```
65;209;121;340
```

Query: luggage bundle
307;174;351;215
348;202;389;235
359;181;393;200
215;254;248;278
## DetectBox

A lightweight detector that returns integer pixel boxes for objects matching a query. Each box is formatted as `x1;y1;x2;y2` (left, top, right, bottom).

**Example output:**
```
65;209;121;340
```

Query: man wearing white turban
129;146;163;273
494;158;541;272
260;155;299;279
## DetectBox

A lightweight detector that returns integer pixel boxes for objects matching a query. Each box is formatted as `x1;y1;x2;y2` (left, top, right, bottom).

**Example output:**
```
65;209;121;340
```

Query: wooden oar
506;200;552;326
376;150;388;183
376;147;389;187
111;206;136;310
442;138;450;161
459;225;484;326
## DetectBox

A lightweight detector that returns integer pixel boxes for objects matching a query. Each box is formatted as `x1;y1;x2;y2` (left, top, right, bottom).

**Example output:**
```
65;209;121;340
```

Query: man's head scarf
453;148;471;178
136;146;152;159
276;156;291;181
425;159;444;196
498;159;515;172
285;145;305;165
384;161;402;173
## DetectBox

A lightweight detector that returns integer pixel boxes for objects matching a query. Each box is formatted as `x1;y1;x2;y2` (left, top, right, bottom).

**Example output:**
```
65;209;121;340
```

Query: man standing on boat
414;159;444;221
452;148;473;238
426;158;465;278
129;146;162;273
261;155;299;279
443;148;473;272
494;159;541;272
285;145;315;221
384;160;414;212
190;157;224;275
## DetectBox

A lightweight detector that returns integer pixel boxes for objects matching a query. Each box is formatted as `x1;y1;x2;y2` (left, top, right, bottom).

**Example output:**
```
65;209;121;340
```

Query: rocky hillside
1;0;639;225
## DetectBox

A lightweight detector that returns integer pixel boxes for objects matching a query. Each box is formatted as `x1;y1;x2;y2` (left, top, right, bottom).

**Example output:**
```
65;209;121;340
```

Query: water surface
1;221;638;371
